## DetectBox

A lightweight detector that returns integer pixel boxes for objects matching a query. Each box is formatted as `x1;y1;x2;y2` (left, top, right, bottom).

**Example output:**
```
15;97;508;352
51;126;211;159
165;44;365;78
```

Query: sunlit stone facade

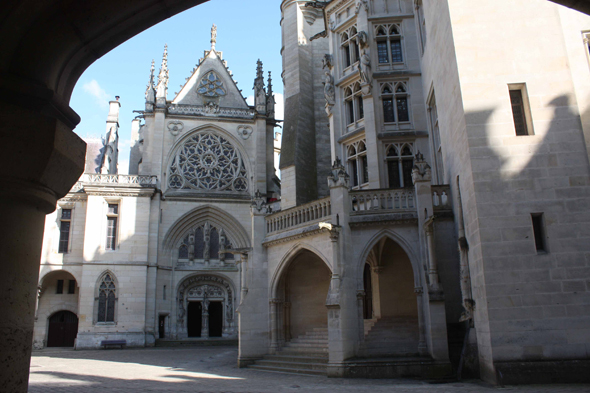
35;0;590;384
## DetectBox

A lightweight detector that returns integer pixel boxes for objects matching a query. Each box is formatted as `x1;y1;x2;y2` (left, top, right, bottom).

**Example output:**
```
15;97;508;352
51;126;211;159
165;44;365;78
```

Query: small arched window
381;81;410;125
97;273;116;323
375;23;403;64
385;143;414;188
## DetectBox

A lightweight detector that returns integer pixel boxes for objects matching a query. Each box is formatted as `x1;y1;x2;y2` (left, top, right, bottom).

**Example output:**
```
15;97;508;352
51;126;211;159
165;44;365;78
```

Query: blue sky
71;0;283;173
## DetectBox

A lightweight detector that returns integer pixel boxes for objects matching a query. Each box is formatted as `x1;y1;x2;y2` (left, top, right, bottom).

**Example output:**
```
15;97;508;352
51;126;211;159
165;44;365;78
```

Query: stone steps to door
249;327;329;376
359;316;420;357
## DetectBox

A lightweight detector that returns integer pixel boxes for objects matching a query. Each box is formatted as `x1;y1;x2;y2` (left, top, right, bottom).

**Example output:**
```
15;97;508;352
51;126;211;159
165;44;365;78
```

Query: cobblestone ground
29;347;590;393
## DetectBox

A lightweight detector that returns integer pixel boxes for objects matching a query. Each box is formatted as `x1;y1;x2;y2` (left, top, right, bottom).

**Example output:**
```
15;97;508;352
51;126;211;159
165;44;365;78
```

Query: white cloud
246;95;254;106
83;80;110;109
118;159;129;175
274;93;284;121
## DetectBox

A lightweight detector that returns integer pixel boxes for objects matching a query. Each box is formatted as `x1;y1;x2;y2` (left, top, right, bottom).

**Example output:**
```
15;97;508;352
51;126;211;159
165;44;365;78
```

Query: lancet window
168;131;248;192
341;26;360;68
385;143;414;188
381;82;410;125
375;24;403;64
178;222;235;265
347;139;369;188
97;272;117;323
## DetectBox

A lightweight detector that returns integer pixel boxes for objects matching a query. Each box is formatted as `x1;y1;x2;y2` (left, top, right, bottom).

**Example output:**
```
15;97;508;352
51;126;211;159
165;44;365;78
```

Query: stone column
415;287;428;356
237;195;269;367
0;100;86;392
424;218;441;292
283;302;291;344
201;299;209;338
269;298;280;353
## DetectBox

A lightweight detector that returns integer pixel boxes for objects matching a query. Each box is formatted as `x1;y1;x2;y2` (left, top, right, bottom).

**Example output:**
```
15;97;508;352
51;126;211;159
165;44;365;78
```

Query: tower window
341;26;360;69
508;84;533;136
374;24;404;64
531;213;547;252
106;203;119;250
381;82;410;126
68;280;76;294
58;208;72;253
347;140;369;188
56;279;64;294
344;83;364;127
428;92;444;184
385;143;414;188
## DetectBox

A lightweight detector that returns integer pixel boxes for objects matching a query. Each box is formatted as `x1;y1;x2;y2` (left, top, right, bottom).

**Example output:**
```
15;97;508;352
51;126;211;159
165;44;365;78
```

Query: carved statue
323;71;335;106
188;228;195;261
322;54;333;70
211;24;217;50
219;228;227;262
357;31;369;49
359;49;372;85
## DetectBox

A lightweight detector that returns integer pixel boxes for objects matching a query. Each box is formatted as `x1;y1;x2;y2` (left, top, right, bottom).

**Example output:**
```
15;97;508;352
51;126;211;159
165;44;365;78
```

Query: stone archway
176;274;236;339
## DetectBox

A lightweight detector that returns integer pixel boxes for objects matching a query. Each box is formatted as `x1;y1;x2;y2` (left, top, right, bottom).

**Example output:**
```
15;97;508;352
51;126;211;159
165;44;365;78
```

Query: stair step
256;360;328;371
249;364;325;376
264;355;328;363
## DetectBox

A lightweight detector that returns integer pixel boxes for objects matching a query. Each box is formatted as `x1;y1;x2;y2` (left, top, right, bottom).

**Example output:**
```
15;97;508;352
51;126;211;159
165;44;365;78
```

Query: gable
172;50;249;109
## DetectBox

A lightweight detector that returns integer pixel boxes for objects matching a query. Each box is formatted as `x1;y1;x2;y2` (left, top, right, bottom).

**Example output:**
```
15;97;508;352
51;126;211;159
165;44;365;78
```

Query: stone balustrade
266;197;331;234
431;184;451;211
350;188;415;213
69;174;159;192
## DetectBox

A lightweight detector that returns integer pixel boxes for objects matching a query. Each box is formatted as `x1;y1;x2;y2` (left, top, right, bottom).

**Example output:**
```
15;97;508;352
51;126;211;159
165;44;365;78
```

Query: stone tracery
177;220;234;265
168;131;248;192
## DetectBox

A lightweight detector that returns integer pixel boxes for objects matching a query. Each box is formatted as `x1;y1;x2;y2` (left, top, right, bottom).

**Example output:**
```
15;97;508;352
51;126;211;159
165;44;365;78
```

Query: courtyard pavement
29;346;590;393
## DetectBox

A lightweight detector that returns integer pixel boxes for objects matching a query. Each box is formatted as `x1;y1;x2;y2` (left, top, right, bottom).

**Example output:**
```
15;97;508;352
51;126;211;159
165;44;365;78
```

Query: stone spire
254;59;266;114
156;44;169;105
266;71;275;119
211;24;217;50
145;59;156;112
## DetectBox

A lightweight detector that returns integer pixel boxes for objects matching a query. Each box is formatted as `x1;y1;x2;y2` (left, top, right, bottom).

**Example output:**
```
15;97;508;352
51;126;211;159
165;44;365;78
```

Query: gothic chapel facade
36;0;590;385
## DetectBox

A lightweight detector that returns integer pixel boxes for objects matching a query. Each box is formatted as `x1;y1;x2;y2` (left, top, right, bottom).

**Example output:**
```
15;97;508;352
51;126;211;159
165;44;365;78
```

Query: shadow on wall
461;93;590;378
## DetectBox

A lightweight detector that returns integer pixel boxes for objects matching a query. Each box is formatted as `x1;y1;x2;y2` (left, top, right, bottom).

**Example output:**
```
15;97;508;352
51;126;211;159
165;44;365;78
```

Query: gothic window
341;26;360;69
97;273;116;323
344;82;364;127
375;24;403;64
177;222;234;264
58;208;72;253
197;71;226;98
347;140;369;188
381;82;410;125
386;143;414;188
168;131;249;192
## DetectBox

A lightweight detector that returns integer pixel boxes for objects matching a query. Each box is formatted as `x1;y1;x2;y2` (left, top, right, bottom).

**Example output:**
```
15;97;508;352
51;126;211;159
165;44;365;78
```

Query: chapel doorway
209;301;223;337
187;302;202;337
159;315;166;339
47;311;78;347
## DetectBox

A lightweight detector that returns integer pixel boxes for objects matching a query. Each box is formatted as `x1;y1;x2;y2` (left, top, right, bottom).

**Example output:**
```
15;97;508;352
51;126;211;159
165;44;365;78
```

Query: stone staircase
358;316;420;357
249;327;328;376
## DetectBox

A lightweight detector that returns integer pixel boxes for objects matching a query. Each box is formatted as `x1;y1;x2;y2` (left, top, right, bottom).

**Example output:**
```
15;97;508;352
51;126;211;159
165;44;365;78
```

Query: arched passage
273;249;331;347
360;237;421;358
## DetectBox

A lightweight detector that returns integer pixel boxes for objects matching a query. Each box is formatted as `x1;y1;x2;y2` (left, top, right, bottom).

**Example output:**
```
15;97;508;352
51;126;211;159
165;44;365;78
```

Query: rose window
197;72;226;98
168;131;248;192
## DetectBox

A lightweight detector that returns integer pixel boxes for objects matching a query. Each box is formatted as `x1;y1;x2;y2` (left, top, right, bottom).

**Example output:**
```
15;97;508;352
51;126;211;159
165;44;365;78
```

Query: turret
101;96;120;174
156;44;169;107
253;59;266;114
145;60;156;112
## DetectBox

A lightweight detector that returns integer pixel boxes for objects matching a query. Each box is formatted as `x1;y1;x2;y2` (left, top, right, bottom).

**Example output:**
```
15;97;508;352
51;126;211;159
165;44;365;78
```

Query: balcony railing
81;173;158;186
350;188;415;213
266;197;331;234
431;184;451;211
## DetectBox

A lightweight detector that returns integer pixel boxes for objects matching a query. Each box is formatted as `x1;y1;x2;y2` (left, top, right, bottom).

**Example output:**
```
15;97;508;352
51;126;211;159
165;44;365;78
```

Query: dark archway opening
209;301;223;337
187;302;202;337
47;311;78;347
363;263;373;319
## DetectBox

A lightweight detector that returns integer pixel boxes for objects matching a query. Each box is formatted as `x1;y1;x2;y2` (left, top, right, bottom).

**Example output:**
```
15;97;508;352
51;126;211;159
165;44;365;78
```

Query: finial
156;44;169;99
211;24;217;50
267;71;273;95
256;59;263;79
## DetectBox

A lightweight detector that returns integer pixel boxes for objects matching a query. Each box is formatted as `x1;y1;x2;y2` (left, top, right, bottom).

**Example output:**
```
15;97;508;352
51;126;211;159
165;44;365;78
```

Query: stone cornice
349;211;418;227
83;185;157;197
263;223;333;247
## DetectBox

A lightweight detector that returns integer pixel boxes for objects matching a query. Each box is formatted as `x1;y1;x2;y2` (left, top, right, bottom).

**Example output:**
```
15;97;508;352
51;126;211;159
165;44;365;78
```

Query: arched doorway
176;274;236;339
47;311;78;347
274;250;331;346
360;237;420;357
